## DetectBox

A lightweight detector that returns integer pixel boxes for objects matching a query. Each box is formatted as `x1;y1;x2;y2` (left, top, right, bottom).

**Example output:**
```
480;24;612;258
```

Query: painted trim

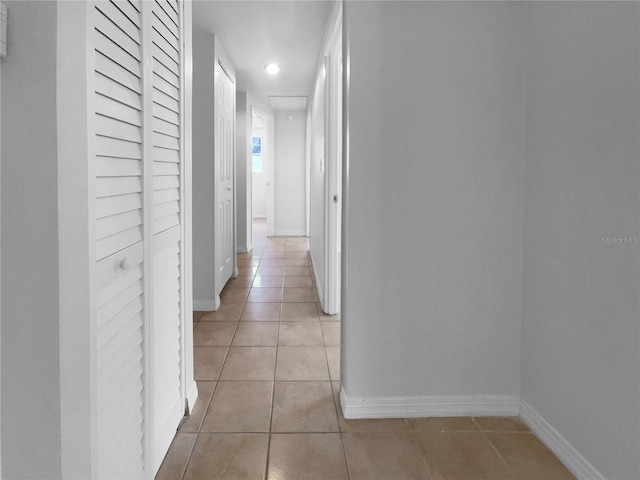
185;381;199;416
322;0;343;317
193;299;218;312
180;0;196;460
341;392;520;419
520;401;605;480
310;249;325;308
57;3;97;477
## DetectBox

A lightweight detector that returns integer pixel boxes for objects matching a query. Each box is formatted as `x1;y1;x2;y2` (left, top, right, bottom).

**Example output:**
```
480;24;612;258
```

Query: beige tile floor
156;220;576;480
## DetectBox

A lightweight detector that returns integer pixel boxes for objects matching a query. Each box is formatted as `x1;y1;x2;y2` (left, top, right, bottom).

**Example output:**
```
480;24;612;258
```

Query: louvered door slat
96;193;142;219
97;209;143;241
95;12;141;61
96;136;142;160
95;1;141;45
98;311;143;368
154;215;179;234
153;88;180;114
154;161;179;176
152;9;179;41
165;0;179;15
95;93;142;126
96;177;142;198
95;31;142;77
153;188;179;206
153;102;179;126
152;15;179;50
96;115;142;143
152;28;179;63
96;157;142;177
153;43;179;77
95;73;142;110
97;264;143;309
152;147;180;163
97;343;144;404
155;0;179;28
154;132;180;151
96;227;143;262
153;74;180;105
154;175;179;191
153;200;179;220
112;0;140;28
153;116;180;138
153;61;180;89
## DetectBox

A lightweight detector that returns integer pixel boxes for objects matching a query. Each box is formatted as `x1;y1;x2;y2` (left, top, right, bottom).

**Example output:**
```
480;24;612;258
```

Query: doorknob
226;187;231;191
119;258;131;271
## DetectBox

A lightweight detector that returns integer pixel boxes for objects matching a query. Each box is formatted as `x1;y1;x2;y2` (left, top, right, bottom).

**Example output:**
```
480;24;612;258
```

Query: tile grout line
263;244;282;480
178;433;198;480
183;273;253;478
474;419;520;479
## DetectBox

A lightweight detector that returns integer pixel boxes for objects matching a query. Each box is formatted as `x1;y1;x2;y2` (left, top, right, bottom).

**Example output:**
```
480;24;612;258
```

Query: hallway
156;221;575;480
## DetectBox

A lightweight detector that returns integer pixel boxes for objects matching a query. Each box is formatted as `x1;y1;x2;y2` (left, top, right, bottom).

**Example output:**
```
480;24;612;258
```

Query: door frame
323;3;343;315
250;107;275;237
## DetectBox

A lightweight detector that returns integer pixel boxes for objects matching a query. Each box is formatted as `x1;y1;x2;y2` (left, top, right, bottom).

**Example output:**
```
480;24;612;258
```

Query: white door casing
323;3;343;315
215;60;235;293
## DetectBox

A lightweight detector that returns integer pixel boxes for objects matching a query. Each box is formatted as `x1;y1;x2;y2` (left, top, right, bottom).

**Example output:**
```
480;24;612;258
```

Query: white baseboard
237;245;249;254
252;215;266;219
520;400;605;480
275;229;306;236
193;297;220;312
341;392;520;419
309;250;324;308
186;380;199;416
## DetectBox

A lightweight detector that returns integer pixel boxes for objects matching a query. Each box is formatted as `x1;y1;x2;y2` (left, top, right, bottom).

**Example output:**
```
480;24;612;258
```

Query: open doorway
251;108;275;241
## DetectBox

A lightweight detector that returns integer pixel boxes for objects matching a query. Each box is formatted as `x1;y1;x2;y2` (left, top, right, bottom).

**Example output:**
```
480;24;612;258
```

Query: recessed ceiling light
265;63;281;75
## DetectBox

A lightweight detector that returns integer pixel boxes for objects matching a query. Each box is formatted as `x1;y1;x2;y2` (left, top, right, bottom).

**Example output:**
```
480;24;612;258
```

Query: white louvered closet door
93;1;146;478
92;0;185;477
149;0;184;460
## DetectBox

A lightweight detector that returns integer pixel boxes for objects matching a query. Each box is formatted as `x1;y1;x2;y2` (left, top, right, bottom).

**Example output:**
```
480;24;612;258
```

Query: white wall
520;3;640;479
344;1;525;404
309;72;325;301
0;1;62;477
192;27;216;309
274;109;306;235
252;124;268;217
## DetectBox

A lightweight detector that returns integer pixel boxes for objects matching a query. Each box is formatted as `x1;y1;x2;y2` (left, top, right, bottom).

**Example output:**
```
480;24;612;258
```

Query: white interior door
215;61;235;291
93;1;146;477
148;0;184;470
92;0;186;477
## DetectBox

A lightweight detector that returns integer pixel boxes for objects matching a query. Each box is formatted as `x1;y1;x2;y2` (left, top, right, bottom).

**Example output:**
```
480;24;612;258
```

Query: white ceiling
192;1;335;105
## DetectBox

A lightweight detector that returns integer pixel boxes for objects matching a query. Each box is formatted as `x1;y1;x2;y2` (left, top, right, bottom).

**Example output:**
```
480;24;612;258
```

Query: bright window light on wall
265;63;281;75
252;136;263;173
